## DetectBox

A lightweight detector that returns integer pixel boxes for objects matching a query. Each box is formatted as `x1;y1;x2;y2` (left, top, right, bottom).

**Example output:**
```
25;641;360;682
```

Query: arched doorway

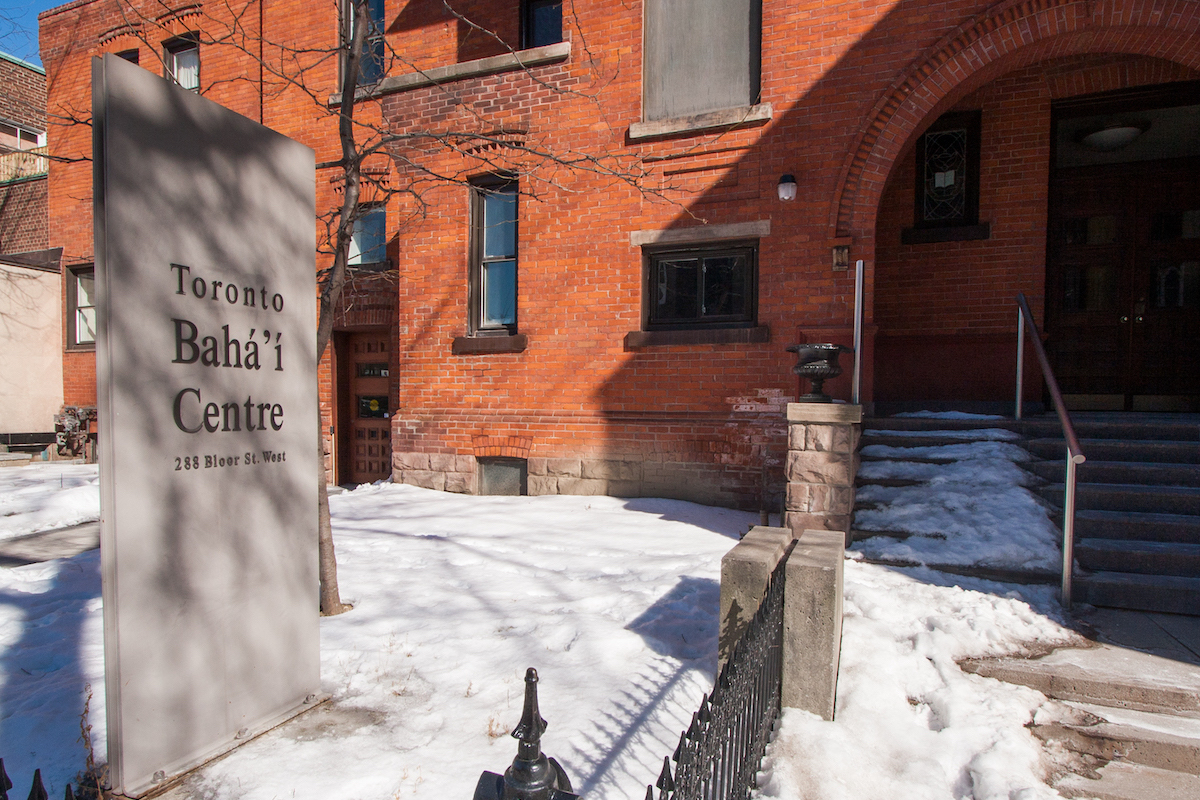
828;0;1200;411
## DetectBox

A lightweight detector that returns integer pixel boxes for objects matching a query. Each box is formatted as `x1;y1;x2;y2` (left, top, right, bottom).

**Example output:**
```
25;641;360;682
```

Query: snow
0;461;1079;799
867;428;1021;440
758;566;1078;800
894;411;1008;420
0;464;100;541
853;439;1061;571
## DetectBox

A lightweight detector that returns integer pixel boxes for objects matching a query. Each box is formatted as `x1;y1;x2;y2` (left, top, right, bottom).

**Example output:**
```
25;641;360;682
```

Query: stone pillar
782;529;845;720
718;525;792;668
784;403;861;545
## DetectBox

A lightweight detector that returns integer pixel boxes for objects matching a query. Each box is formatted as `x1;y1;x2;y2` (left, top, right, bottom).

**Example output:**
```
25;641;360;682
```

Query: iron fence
647;541;793;800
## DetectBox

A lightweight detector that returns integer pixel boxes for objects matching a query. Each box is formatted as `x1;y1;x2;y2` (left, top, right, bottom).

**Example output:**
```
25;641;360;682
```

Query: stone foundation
393;452;477;493
391;450;780;508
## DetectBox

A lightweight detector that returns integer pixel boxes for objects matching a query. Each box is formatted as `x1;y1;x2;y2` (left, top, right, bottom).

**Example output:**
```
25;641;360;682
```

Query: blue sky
1;0;65;67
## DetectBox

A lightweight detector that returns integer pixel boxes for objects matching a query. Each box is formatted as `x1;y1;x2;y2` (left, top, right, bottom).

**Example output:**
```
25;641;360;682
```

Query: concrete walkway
0;521;100;567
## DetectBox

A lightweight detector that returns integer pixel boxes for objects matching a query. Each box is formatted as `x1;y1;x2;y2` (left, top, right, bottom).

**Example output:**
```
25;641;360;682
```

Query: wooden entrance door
1046;159;1200;409
336;330;394;485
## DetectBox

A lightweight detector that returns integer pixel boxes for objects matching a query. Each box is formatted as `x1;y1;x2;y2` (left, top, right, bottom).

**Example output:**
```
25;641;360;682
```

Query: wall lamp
777;174;797;201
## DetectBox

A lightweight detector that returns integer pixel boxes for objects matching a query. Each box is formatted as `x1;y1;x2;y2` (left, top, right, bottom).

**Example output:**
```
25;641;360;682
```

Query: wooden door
336;331;394;485
1046;159;1200;409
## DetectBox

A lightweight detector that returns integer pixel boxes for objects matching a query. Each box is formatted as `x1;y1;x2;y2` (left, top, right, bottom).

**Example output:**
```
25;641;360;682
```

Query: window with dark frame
348;205;387;269
469;178;519;336
164;34;199;92
644;243;757;330
902;110;989;244
67;265;96;350
522;0;563;49
116;49;139;64
350;0;386;86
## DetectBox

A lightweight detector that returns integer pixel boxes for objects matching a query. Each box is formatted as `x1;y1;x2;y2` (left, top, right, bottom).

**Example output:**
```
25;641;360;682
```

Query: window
643;0;761;121
116;49;139;64
67;266;97;349
348;206;387;269
478;457;527;495
522;0;563;49
351;0;386;85
164;35;199;92
469;178;518;335
0;121;44;151
644;243;756;329
901;110;988;243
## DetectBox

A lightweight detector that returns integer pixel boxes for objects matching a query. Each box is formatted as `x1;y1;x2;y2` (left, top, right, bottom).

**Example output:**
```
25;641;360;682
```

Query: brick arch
831;0;1200;240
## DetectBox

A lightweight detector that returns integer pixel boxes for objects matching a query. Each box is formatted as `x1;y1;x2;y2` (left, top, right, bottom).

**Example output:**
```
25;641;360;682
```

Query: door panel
1046;159;1200;407
336;331;394;485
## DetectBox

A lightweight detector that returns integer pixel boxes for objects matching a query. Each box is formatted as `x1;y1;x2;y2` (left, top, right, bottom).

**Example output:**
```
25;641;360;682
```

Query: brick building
40;0;1200;513
1;50;63;448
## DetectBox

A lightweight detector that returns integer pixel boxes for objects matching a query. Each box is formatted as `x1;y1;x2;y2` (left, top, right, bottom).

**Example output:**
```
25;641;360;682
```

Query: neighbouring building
40;0;1200;514
0;50;62;454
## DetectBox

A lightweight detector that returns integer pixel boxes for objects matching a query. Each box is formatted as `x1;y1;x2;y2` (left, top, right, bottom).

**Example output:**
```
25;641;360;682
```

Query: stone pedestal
783;529;844;720
784;403;861;545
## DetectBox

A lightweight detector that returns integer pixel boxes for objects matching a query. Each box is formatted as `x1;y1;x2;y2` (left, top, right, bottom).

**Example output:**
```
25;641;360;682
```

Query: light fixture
831;245;850;271
1079;122;1149;152
777;174;797;201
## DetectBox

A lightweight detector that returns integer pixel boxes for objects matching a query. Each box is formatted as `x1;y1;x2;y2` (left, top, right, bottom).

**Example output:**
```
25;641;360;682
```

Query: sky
0;0;64;67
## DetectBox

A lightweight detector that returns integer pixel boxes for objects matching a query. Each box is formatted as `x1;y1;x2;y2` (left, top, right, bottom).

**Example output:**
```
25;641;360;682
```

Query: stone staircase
963;632;1200;800
856;413;1200;613
1021;414;1200;614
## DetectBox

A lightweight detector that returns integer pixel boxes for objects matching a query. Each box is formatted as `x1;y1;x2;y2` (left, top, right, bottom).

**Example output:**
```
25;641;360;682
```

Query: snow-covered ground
0;456;1080;799
0;463;100;541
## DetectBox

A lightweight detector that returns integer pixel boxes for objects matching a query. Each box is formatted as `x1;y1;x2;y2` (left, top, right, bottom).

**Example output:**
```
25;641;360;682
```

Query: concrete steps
857;412;1200;613
1038;482;1200;516
1024;415;1200;614
1057;761;1200;799
964;635;1200;799
1025;459;1200;486
1075;510;1200;544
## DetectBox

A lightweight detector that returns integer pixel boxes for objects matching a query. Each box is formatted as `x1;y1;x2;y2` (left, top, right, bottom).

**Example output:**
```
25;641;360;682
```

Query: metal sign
92;54;319;797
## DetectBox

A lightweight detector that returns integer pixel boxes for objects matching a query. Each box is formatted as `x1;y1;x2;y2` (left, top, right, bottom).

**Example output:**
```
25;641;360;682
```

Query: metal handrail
1015;293;1086;607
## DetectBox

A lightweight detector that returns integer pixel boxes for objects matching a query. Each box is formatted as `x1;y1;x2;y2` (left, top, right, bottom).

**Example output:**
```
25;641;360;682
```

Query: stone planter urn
787;343;852;403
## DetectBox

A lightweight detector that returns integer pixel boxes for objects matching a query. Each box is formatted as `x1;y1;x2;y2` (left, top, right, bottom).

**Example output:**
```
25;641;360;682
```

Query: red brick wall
40;0;1200;501
0;176;47;252
0;55;46;132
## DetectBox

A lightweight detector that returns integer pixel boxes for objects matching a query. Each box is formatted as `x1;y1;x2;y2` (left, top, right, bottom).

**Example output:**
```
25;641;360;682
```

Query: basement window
478;457;527;495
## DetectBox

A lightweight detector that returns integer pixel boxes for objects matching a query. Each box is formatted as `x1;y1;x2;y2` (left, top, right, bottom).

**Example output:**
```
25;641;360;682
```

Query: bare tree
47;0;677;615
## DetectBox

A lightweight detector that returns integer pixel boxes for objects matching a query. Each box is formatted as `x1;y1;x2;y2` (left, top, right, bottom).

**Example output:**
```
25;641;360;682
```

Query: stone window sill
452;334;527;355
330;41;571;105
901;222;990;245
624;326;769;349
628;103;773;141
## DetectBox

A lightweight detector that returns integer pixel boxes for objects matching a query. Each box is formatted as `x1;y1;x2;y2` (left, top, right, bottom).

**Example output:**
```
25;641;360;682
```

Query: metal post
852;260;864;405
1062;453;1079;608
1015;306;1025;420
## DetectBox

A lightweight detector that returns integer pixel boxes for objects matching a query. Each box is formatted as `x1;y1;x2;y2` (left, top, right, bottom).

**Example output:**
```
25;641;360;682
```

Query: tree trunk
318;423;350;615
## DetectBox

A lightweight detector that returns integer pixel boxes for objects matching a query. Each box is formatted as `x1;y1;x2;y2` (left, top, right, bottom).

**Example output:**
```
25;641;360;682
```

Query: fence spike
698;695;712;726
644;785;654;800
26;770;47;800
1;758;12;800
656;757;675;794
687;712;701;740
62;786;72;800
673;729;688;761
